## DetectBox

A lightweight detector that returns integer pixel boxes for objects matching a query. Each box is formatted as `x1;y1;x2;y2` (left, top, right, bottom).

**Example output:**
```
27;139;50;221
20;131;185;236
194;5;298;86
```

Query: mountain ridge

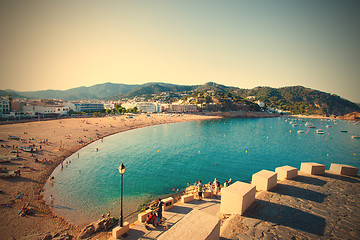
1;82;359;116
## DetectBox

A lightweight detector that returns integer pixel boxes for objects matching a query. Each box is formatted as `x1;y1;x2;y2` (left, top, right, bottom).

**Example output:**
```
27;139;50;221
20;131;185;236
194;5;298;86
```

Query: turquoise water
44;117;360;227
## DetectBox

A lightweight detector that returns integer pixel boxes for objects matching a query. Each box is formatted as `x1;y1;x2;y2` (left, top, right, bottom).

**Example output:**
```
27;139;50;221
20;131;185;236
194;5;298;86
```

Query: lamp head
118;163;126;174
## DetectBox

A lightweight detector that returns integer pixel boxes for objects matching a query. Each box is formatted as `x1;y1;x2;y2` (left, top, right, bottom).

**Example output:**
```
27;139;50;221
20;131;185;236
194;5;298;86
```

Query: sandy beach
0;113;219;239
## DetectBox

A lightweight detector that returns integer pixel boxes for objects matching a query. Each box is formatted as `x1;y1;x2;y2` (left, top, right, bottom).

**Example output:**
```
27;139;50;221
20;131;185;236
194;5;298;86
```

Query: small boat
297;130;305;134
8;135;20;140
351;135;360;139
20;146;37;152
340;130;348;133
316;129;324;134
292;124;298;127
308;126;316;129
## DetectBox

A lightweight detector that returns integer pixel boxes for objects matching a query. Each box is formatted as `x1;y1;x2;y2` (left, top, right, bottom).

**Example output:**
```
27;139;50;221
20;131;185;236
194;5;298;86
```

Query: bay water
44;117;360;227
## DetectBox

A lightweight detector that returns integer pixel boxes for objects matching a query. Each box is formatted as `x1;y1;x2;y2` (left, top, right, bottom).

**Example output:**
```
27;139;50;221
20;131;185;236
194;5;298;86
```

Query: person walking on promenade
197;180;203;200
213;178;220;198
156;198;163;225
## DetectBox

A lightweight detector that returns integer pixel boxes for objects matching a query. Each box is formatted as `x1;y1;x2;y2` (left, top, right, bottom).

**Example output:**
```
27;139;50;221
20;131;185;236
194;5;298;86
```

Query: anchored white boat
316;129;324;134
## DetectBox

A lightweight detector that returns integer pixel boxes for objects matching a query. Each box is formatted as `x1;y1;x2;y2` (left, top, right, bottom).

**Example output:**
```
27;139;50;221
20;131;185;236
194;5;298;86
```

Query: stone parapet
138;209;152;223
112;222;129;239
329;163;358;176
220;181;256;215
162;197;174;211
275;165;298;180
300;162;325;175
203;191;211;198
181;194;195;203
251;170;277;191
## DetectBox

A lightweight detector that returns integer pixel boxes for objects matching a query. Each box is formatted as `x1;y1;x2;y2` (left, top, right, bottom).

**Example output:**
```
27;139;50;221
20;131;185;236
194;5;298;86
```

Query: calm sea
44;117;360;227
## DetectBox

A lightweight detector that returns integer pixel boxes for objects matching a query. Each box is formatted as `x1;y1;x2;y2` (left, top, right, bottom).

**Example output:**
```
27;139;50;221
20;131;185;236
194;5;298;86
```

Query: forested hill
240;86;360;116
1;82;359;116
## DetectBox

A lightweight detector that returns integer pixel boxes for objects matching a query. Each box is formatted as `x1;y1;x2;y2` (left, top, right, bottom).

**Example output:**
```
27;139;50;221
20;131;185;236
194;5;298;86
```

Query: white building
163;104;198;113
256;101;265;108
23;104;69;115
104;102;115;110
123;102;162;113
74;103;104;112
0;98;10;114
137;102;162;113
63;102;77;111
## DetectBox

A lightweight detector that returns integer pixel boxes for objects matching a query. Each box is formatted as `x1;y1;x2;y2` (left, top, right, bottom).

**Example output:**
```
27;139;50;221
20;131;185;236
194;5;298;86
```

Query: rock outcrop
78;217;115;239
23;231;72;240
338;111;360;121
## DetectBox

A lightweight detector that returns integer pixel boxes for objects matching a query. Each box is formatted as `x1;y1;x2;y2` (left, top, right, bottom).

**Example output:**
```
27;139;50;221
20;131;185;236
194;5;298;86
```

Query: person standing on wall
197;180;203;200
156;198;163;225
213;178;220;198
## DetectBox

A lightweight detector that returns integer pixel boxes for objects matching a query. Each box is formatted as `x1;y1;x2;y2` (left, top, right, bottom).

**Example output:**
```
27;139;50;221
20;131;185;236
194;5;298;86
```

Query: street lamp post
118;163;126;227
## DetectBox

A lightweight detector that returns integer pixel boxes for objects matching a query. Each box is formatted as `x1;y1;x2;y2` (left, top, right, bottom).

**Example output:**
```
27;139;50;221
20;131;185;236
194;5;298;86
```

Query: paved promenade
125;197;221;239
105;170;359;240
221;171;360;239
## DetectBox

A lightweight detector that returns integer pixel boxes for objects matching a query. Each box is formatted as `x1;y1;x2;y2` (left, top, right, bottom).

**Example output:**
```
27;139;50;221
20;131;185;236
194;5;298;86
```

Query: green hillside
242;86;359;116
120;82;196;99
1;82;359;116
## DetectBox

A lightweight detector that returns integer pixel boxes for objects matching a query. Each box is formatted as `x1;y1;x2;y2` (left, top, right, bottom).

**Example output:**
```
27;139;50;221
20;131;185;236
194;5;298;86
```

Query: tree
127;107;138;113
205;95;212;104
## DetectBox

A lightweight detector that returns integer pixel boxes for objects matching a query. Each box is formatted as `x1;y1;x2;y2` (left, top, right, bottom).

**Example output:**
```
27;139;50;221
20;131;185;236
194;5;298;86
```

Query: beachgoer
197;180;203;200
107;211;111;218
208;182;213;197
49;195;55;205
146;211;158;226
213;178;220;198
224;180;229;188
229;178;233;185
156;198;163;225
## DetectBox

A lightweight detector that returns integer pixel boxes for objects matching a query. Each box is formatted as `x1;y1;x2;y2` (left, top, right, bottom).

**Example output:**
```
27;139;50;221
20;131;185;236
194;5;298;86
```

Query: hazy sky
1;0;359;102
